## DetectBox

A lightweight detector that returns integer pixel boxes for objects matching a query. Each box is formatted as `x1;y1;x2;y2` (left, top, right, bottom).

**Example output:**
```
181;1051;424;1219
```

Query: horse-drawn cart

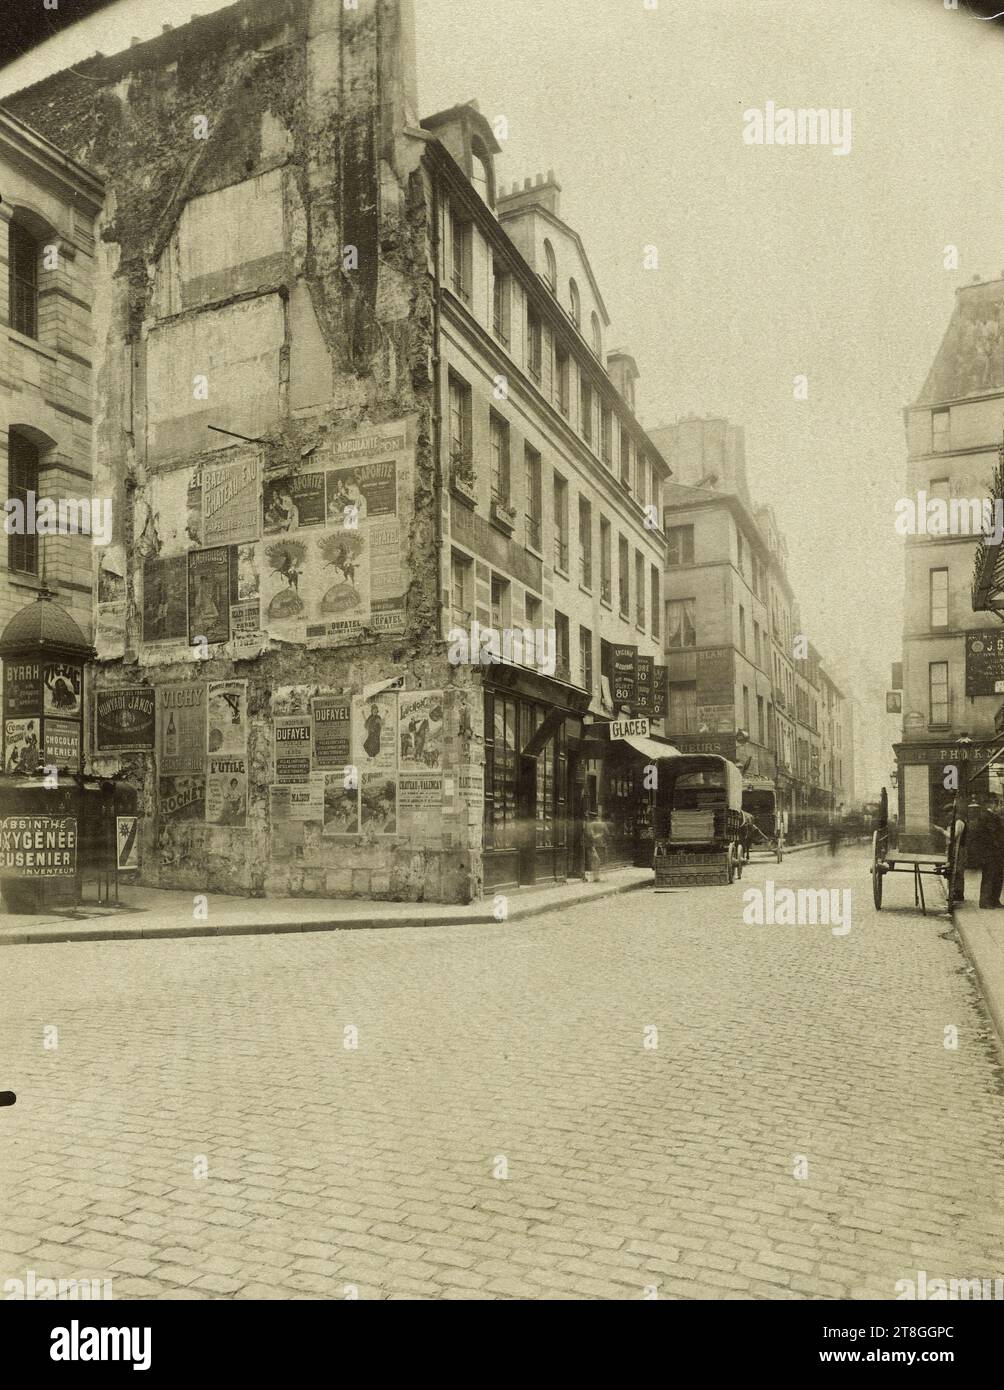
653;753;745;888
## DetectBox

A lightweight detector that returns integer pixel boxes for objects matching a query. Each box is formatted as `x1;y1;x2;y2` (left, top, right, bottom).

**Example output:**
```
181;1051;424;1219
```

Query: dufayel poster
274;715;312;783
311;695;352;770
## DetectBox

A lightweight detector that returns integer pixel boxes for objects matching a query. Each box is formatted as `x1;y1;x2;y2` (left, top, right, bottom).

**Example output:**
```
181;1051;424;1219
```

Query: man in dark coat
965;796;1004;908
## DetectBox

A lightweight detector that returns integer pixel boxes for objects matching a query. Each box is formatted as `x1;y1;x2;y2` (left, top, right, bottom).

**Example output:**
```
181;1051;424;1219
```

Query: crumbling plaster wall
6;0;480;903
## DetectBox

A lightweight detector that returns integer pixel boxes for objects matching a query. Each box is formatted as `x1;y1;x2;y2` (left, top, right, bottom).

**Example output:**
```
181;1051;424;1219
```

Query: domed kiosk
0;589;92;912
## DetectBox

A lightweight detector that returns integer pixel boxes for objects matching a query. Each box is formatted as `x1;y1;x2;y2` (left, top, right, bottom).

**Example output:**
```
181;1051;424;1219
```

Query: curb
950;896;1004;1053
0;872;654;947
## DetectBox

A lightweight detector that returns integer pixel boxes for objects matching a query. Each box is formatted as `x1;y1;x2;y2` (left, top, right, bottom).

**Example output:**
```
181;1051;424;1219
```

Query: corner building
5;0;671;902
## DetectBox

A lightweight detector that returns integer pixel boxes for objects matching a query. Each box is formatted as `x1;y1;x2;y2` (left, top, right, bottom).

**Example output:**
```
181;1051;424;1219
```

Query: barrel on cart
653;753;745;888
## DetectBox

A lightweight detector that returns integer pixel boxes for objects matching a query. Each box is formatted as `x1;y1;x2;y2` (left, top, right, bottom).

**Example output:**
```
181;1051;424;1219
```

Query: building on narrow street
651;414;854;839
0;109;102;644
900;274;1004;838
2;0;672;903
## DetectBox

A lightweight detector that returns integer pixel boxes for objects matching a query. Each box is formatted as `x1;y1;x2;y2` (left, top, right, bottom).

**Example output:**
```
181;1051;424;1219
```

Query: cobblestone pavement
2;845;1003;1301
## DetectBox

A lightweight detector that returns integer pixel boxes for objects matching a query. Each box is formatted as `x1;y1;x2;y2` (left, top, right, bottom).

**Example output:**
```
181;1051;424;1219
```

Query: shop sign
965;629;1004;697
611;717;650;740
611;645;637;706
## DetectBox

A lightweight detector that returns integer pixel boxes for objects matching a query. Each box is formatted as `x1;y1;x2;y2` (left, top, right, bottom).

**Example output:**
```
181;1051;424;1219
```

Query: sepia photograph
1;0;1004;1364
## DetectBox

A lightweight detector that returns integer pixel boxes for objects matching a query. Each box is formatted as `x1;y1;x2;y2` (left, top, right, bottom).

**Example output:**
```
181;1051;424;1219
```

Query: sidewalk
0;865;655;947
952;869;1004;1047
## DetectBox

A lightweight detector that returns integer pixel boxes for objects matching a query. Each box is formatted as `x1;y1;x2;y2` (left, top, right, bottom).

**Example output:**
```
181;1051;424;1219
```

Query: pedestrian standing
964;796;1003;908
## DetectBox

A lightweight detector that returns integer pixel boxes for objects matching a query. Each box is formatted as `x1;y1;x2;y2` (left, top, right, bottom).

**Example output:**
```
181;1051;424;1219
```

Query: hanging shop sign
635;656;654;716
611;645;637;707
965;629;1004;697
610;717;651;740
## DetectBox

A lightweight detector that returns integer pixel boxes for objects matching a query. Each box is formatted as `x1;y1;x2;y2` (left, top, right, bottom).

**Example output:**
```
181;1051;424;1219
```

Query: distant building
651;415;854;836
902;275;1004;836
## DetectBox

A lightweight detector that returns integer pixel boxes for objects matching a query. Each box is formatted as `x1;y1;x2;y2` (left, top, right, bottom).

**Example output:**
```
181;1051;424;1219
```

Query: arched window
591;311;602;357
9;221;39;339
7;430;40;574
543;239;556;292
569;278;581;327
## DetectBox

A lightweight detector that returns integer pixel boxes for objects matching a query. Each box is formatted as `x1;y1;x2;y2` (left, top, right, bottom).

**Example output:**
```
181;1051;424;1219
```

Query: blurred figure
965;795;1004;909
828;819;841;856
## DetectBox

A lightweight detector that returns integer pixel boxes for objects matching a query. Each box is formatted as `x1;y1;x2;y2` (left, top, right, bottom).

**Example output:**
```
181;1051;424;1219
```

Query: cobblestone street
2;844;1003;1301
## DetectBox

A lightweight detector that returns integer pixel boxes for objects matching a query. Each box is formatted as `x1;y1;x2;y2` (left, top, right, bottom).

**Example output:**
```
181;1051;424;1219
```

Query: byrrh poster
157;683;206;774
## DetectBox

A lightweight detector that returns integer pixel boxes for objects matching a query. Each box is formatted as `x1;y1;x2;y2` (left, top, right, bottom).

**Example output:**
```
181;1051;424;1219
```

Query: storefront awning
621;735;681;761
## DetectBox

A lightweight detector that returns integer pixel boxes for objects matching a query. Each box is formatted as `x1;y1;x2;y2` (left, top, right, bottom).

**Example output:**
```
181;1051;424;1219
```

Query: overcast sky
5;0;1002;800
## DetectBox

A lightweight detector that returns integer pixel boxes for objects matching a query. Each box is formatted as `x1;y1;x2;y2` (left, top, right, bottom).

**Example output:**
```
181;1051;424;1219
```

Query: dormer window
569;278;581;328
543;239;557;292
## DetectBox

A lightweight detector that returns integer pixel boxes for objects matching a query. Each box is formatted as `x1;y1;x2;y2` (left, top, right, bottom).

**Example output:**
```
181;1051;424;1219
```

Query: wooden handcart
870;788;960;914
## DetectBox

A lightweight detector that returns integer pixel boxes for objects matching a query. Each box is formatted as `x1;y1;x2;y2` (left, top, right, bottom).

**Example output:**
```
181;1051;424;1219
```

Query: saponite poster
157;684;206;775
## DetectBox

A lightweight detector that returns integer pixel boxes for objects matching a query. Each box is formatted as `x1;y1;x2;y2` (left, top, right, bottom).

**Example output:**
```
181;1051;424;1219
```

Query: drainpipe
430;169;445;643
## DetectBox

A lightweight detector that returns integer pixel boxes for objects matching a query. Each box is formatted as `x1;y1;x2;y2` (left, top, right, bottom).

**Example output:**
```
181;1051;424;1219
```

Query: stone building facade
0;109;102;645
653;415;854;836
901;275;1004;837
4;0;672;901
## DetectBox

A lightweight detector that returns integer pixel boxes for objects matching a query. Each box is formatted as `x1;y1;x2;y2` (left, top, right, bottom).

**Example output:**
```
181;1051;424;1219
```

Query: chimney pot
547;168;555;182
535;172;543;185
523;177;532;190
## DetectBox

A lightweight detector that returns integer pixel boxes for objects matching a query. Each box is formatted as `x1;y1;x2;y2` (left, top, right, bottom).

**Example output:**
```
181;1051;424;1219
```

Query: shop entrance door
517;754;537;886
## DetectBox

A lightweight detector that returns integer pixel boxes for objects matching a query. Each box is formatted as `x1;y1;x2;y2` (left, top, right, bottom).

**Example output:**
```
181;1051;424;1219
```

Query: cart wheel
871;831;884;909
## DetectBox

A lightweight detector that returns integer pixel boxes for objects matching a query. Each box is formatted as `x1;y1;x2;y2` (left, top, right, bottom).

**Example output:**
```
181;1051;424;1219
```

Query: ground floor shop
894;740;999;850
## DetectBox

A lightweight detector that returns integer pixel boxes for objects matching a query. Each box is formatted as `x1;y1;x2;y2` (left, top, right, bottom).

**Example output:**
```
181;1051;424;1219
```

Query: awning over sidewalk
620;735;681;761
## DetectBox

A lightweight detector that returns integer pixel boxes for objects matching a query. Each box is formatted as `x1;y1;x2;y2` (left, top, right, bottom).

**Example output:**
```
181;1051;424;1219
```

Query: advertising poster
353;691;398;773
261;531;312;641
202;451;261;548
697;647;735;706
43;662;82;718
157;683;206;774
309;526;372;642
322;775;359;836
274;715;312;783
611;645;638;707
230;543;262;657
399;691;444;771
0;815;76;877
143;554;189;642
188;547;232;646
270;779;324;823
4;718;41;774
206;756;248;826
360;772;397;834
3;660;41;717
652;665;668;723
635;656;655;716
965;629;1004;697
398;773;442;837
311;695;352;770
116;816;140;871
96;546;127;662
158;775;205;822
207;681;248;756
263;472;326;533
44;719;81;769
95;687;156;751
